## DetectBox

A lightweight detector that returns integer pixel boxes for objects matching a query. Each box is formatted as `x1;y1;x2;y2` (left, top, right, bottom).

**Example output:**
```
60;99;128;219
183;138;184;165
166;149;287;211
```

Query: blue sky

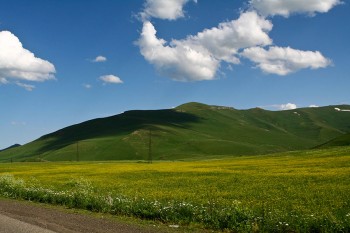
0;0;349;148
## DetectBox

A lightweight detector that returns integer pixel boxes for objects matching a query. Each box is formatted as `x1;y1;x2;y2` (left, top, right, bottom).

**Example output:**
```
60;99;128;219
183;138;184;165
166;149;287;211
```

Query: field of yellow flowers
1;147;349;232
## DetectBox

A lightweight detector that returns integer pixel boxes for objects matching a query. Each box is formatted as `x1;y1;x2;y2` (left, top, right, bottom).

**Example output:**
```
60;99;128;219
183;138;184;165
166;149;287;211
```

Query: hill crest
0;144;21;152
1;102;349;162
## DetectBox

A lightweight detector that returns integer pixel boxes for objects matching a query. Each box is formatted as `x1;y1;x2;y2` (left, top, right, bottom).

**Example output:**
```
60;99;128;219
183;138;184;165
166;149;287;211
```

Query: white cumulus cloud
140;0;196;21
249;0;342;17
99;75;123;84
309;105;319;108
137;21;219;81
93;55;107;62
182;11;273;64
241;46;331;75
0;31;56;85
137;0;338;81
137;12;273;81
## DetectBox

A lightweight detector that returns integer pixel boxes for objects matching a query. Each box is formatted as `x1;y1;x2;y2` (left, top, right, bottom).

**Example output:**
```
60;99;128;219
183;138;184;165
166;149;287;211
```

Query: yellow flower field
1;147;349;232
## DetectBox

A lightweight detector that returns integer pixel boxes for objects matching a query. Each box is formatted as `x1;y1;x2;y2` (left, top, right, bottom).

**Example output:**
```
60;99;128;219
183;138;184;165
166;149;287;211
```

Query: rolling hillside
316;132;350;148
1;102;349;162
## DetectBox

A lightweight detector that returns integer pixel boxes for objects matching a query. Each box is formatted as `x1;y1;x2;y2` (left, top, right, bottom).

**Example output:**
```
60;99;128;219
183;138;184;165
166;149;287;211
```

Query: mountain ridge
1;102;349;162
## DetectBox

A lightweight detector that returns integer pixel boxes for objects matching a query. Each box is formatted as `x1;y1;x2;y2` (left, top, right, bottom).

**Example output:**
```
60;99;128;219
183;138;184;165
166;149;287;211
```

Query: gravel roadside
0;199;175;233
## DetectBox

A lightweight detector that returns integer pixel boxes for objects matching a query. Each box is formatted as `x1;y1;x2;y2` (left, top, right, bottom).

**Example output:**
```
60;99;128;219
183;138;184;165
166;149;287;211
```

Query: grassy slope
0;144;21;152
316;132;350;148
1;102;350;161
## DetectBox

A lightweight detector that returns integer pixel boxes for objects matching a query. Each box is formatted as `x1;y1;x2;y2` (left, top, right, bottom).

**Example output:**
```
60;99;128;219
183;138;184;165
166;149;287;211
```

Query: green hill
1;102;349;162
316;132;350;148
0;144;21;152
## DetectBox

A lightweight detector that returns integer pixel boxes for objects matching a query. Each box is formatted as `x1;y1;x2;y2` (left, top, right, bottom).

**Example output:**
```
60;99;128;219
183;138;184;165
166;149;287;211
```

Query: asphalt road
0;213;56;233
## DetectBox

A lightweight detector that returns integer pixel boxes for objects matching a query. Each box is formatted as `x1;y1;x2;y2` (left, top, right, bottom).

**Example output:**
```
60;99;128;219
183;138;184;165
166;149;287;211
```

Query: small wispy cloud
99;75;123;84
0;78;9;84
15;82;35;91
83;84;92;89
309;105;319;108
92;55;107;63
278;103;297;110
11;121;26;126
260;103;297;111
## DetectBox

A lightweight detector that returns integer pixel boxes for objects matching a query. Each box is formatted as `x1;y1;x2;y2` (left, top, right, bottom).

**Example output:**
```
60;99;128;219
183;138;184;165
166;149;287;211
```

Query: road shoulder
0;198;181;233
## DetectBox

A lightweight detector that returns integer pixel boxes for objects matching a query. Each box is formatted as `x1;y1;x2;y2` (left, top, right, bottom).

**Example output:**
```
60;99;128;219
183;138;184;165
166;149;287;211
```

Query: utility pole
76;141;80;162
148;129;152;164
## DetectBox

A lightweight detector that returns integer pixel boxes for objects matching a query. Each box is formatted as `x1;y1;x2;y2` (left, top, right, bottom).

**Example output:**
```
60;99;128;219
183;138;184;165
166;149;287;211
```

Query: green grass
1;102;350;162
1;146;349;232
317;132;350;148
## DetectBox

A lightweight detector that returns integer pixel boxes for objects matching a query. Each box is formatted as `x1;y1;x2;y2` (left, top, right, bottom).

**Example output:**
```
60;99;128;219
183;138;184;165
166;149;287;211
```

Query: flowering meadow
0;147;349;232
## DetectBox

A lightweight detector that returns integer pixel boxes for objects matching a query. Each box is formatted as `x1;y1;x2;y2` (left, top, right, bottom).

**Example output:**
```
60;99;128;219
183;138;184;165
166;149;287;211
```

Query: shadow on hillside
35;109;202;155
